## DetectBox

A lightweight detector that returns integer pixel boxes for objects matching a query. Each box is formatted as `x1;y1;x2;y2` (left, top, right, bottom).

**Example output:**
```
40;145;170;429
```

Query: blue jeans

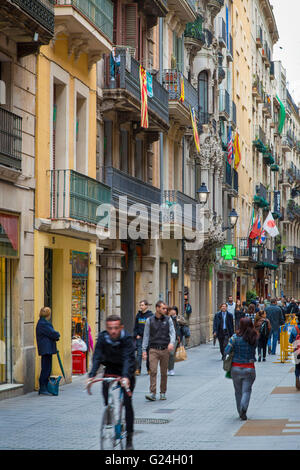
136;338;149;372
231;367;256;414
267;329;279;354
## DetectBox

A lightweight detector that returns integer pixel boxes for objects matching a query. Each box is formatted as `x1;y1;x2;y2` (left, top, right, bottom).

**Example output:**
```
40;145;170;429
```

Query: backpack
259;320;269;338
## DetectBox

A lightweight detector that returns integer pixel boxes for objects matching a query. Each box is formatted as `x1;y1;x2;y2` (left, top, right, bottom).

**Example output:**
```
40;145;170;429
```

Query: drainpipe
159;17;164;204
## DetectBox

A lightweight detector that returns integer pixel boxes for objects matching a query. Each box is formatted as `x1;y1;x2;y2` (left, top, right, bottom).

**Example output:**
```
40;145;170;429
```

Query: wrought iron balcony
103;49;169;131
104;166;161;215
0;107;22;172
262;41;271;67
162;190;197;231
227;33;233;61
1;0;54;56
163;70;198;126
238;238;257;261
219;90;230;120
50;169;112;227
270;61;275;79
253;125;267;153
254;183;269;209
252;76;264;103
256;25;263;48
231;101;236;128
223;158;238;196
184;14;205;50
256;248;278;269
262;95;272;118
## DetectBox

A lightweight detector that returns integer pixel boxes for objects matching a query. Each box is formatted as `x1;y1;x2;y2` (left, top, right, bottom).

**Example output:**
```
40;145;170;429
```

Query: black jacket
133;310;153;338
36;317;60;356
287;302;299;315
88;330;136;379
213;311;234;338
266;305;285;331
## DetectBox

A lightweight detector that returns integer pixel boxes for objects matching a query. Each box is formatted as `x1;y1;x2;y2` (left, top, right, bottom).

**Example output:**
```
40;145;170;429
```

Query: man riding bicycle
86;315;136;450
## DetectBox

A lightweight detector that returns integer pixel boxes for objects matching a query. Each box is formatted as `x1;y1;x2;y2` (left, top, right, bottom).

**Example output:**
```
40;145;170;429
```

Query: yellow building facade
34;2;113;386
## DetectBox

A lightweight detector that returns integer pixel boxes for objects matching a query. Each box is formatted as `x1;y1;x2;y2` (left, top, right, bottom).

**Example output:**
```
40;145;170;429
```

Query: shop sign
221;244;236;260
171;259;179;278
274;190;281;214
72;251;89;278
0;212;19;258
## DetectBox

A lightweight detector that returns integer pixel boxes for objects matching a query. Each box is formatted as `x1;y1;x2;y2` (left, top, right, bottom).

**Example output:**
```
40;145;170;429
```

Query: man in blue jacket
36;307;60;396
266;298;285;355
87;315;136;450
213;303;234;360
133;300;153;375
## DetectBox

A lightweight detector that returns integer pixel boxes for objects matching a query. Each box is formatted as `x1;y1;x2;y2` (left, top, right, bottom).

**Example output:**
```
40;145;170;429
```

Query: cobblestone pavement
1;341;300;450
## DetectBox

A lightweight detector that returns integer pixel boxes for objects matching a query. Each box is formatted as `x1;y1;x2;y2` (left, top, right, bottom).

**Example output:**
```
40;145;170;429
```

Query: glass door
0;258;11;384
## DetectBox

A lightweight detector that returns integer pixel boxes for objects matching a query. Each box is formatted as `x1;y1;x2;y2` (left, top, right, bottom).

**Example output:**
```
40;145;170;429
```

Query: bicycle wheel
100;406;115;450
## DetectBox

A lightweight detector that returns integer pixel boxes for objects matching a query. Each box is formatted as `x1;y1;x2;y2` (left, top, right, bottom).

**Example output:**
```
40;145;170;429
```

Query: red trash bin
72;350;86;374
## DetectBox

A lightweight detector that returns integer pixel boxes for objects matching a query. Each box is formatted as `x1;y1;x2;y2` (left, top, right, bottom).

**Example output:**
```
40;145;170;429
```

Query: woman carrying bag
224;317;258;421
36;307;60;396
254;310;271;362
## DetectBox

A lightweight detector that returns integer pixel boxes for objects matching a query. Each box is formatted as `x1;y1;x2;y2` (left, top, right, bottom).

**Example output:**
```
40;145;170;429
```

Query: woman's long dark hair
237;317;258;346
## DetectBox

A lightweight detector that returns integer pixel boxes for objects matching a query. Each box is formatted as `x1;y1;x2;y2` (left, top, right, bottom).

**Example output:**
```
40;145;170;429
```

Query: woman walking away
257;297;265;311
245;303;256;323
254;310;271;362
167;306;181;376
36;307;60;396
234;299;246;331
224;317;258;421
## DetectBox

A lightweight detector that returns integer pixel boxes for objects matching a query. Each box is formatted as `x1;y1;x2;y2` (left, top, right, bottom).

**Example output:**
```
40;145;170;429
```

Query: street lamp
222;208;239;231
196;182;210;205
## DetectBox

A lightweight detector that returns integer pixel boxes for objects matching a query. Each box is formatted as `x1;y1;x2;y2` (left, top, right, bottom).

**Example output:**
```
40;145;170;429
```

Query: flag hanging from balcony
262;211;279;237
249;215;261;240
190;106;200;153
179;73;185;103
257;228;266;245
233;132;241;170
227;125;233;165
139;65;149;128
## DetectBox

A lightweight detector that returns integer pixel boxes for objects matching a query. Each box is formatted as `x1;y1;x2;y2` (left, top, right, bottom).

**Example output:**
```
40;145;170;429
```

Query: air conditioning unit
0;80;6;105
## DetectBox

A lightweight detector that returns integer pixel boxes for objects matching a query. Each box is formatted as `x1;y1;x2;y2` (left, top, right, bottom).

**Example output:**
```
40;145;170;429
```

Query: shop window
71;251;88;340
0;213;19;258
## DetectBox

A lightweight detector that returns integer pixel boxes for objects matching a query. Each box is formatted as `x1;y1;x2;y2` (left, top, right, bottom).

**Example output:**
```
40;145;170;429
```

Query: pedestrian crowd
213;294;300;422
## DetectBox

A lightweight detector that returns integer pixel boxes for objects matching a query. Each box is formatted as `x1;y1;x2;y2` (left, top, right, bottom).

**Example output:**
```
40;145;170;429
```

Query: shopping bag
175;345;187;362
47;375;62;396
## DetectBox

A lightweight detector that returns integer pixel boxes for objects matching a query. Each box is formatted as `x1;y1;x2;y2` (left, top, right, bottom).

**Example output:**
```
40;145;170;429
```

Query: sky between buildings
271;0;300;104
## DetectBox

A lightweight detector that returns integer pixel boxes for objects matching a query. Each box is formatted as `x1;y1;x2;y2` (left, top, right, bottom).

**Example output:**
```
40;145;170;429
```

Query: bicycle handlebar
86;375;132;397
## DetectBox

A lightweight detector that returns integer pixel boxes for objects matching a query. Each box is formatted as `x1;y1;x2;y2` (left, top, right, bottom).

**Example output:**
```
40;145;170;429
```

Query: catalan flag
227;126;233;165
179;73;184;103
190;106;200;153
139;65;148;128
233;132;241;170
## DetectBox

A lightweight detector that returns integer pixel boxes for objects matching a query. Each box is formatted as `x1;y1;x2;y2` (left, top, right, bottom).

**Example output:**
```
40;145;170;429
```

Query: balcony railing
219;89;230;118
0;107;22;171
162;70;198;113
104;167;161;214
231;101;236;127
218;18;226;47
227;33;233;60
50;169;112;226
104;49;169;127
163;190;197;230
12;0;55;34
184;14;205;44
253;125;267;152
54;0;114;41
256;25;263;47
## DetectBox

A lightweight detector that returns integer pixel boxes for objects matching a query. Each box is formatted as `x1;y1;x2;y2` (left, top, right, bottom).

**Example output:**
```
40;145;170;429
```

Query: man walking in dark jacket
133;300;153;375
213;303;234;360
87;315;136;450
266;299;285;355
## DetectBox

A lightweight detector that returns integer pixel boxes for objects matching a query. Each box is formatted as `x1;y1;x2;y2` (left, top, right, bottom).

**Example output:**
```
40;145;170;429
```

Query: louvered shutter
122;3;138;57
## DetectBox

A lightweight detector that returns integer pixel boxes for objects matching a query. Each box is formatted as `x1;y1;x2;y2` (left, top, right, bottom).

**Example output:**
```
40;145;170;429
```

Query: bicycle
87;375;131;450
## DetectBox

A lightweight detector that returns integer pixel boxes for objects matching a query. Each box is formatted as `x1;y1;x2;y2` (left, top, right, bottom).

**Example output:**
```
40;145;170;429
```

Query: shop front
0;212;19;385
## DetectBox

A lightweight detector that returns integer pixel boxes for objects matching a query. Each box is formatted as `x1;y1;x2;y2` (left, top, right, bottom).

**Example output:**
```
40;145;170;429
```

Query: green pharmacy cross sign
221;244;236;260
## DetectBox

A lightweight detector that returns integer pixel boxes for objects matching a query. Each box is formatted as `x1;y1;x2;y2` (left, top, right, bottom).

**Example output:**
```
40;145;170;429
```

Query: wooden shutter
122;3;138;57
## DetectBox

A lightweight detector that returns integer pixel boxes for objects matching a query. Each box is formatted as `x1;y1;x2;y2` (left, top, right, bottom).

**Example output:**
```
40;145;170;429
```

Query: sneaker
167;370;175;376
160;393;167;400
145;393;156;401
135;369;141;376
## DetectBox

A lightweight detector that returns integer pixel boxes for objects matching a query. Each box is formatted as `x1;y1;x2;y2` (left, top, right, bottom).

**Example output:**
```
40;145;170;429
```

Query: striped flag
258;229;266;245
139;65;148;128
227;126;233;165
190;106;200;153
233;132;241;169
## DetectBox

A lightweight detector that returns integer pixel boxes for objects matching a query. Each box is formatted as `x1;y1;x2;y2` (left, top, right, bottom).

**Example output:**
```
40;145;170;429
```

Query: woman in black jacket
36;307;60;395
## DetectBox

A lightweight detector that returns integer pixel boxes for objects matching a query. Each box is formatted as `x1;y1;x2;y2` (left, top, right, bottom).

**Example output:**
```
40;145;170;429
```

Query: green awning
276;95;286;135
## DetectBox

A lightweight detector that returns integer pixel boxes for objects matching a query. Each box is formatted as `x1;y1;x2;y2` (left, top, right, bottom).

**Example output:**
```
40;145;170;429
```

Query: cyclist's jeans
102;376;135;434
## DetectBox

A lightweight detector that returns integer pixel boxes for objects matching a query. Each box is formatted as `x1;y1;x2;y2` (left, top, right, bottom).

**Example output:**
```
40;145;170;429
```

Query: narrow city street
1;341;299;451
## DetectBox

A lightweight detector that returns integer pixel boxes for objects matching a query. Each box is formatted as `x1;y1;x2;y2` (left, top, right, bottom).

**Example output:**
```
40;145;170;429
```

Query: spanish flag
139;65;148;128
190;106;200;154
179;73;184;103
233;132;241;170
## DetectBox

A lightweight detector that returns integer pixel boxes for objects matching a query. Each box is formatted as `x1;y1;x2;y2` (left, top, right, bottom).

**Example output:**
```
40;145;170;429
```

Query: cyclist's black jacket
88;330;136;379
